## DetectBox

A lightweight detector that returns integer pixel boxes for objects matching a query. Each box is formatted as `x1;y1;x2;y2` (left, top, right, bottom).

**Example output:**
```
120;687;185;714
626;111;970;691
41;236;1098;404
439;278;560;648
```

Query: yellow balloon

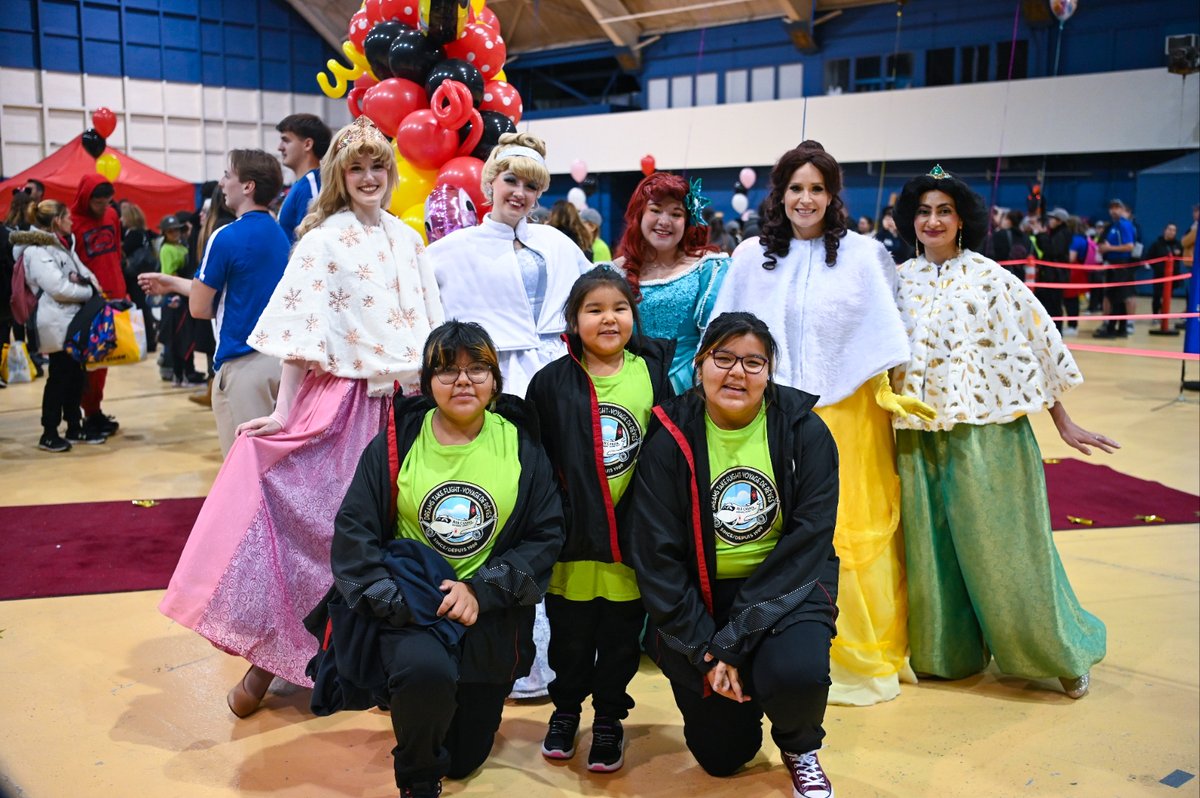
494;69;506;82
471;0;486;14
389;147;438;216
95;152;121;182
400;202;428;244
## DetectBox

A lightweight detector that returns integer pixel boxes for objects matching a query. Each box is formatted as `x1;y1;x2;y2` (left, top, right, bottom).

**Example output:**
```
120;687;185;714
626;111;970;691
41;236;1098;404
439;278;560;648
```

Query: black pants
1063;296;1080;329
379;626;511;788
545;593;644;719
1035;286;1065;332
1103;266;1134;331
40;350;85;433
667;576;834;777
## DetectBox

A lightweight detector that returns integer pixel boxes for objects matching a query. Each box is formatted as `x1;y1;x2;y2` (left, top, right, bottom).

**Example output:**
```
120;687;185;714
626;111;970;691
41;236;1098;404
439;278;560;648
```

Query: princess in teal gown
610;174;729;392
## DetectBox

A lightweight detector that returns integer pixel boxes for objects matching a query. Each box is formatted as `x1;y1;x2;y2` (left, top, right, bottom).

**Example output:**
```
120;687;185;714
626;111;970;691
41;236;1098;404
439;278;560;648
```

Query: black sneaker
38;433;72;453
65;427;108;445
398;780;441;798
540;710;580;760
783;749;834;798
85;414;119;436
586;716;625;773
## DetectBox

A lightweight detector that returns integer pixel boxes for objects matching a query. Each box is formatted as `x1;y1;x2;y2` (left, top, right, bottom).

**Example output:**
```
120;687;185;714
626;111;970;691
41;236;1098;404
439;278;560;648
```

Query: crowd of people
5;113;1197;798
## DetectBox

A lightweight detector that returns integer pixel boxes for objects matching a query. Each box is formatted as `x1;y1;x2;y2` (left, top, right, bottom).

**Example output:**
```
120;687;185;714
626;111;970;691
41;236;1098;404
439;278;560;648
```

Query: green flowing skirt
897;417;1106;680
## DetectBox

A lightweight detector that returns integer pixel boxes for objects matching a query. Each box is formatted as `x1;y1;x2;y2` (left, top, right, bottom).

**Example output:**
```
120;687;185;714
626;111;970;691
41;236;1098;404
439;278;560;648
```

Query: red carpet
0;497;202;601
1044;459;1200;531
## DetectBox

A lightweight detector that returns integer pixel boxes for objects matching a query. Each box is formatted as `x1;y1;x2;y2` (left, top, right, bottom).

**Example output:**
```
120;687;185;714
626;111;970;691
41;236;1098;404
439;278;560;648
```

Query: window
750;66;775;101
886;52;913;88
926;47;955;86
670;75;693;107
825;58;849;94
854;55;882;92
961;45;989;83
995;39;1029;80
778;63;804;99
695;72;718;106
725;69;747;104
646;77;668;110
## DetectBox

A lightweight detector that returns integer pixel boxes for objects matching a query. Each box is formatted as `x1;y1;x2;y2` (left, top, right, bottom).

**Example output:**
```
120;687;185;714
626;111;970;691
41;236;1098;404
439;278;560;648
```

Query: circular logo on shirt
418;482;498;559
710;468;779;545
599;403;642;478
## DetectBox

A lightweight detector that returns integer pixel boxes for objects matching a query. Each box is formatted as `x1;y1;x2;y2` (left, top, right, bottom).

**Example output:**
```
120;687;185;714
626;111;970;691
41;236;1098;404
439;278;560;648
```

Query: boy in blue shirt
276;114;332;244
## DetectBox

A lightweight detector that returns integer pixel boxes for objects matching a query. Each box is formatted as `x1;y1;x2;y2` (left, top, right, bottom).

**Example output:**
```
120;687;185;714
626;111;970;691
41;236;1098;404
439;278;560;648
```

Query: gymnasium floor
0;322;1197;798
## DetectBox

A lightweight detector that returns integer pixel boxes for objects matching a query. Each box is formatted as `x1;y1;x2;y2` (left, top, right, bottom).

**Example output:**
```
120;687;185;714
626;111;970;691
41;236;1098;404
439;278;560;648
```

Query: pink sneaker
783;749;834;798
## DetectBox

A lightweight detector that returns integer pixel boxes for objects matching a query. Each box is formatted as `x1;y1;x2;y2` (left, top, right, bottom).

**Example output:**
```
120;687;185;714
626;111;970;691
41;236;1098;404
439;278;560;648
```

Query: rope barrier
1051;312;1199;322
1024;273;1191;290
997;255;1194;272
1065;344;1200;361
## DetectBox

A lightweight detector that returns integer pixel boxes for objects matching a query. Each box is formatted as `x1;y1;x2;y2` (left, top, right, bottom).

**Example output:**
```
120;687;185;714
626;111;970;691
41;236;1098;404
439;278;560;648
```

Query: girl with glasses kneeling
308;321;565;798
627;312;840;798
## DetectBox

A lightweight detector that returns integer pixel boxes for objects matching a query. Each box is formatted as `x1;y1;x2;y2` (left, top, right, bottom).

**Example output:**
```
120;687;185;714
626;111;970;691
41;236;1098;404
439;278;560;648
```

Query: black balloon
81;128;106;158
363;20;407;80
424;0;465;47
459;110;516;161
581;175;598;196
425;59;484;107
388;28;444;85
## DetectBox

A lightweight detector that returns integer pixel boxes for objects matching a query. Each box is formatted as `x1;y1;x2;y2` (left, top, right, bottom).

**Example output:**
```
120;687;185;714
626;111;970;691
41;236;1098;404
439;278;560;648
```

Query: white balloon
567;187;587;211
731;193;749;214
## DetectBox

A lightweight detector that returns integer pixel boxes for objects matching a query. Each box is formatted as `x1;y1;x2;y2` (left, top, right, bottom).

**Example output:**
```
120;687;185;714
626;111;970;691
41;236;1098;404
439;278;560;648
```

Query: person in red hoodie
70;174;126;437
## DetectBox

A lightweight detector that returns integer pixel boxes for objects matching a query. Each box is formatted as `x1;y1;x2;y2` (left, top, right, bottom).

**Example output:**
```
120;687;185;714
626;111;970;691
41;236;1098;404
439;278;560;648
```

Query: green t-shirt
548;350;651;602
706;405;782;579
592;238;612;263
395;409;521;580
159;241;187;276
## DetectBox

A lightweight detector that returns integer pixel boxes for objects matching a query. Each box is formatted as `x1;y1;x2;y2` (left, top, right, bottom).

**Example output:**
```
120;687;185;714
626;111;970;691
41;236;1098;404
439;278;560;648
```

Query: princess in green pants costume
889;167;1119;698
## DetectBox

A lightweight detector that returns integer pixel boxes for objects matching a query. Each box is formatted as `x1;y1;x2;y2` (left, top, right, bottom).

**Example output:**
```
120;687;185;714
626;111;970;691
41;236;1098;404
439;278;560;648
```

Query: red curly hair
615;172;714;298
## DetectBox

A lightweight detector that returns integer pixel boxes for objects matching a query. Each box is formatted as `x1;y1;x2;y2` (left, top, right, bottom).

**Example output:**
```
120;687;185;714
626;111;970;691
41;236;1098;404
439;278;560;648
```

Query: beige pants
211;351;282;457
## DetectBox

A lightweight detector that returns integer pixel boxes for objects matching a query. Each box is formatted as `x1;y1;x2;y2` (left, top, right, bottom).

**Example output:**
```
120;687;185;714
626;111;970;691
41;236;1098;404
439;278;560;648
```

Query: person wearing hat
1035;207;1073;332
579;207;611;262
157;215;206;387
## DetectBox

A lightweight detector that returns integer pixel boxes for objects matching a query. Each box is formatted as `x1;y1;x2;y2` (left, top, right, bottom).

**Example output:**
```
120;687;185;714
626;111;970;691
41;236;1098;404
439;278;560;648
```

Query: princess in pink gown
159;117;443;717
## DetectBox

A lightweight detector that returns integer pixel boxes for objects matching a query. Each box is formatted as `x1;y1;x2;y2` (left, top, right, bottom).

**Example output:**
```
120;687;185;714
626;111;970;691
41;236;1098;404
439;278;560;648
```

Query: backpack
123;236;159;280
10;253;39;325
1083;237;1101;265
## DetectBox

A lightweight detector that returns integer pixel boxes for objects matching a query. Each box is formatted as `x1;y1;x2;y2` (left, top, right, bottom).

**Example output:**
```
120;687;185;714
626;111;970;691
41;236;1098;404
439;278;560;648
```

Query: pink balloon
1050;0;1077;22
437;156;489;220
738;167;757;190
569;159;588;184
425;184;478;243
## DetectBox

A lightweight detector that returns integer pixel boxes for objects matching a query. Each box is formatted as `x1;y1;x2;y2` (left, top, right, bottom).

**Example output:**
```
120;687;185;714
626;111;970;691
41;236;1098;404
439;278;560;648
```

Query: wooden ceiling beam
578;0;642;69
776;0;819;53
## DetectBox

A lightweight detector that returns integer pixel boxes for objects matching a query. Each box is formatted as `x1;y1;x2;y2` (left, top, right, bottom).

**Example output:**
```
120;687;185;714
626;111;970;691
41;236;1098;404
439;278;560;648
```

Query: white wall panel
128;78;164;115
261;91;292;123
128;115;166;149
225;88;259;120
2;107;42;143
1;68;41;105
204;121;226;152
42;72;83;108
83;74;124;111
523;68;1200;173
166;152;205;185
166;118;203;151
226;122;260;149
203;86;225;119
47;109;86;147
165;83;203;118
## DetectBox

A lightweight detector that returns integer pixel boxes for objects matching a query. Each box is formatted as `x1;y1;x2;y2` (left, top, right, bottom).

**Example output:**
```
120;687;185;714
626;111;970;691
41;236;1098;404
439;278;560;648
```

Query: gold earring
956;228;963;253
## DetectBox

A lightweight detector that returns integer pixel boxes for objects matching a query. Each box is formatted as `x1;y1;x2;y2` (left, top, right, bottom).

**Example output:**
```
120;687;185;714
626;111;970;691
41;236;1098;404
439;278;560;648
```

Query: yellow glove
873;372;937;421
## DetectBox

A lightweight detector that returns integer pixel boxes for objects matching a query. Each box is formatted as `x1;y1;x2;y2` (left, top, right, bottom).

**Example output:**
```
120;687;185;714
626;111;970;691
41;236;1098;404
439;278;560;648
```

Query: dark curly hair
615;172;715;298
759;140;848;269
893;169;989;254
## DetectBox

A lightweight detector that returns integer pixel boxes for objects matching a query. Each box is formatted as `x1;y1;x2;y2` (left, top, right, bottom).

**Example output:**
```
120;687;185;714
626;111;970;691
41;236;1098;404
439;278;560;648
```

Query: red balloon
437;156;489;220
481;80;522;125
362;78;428;138
347;86;367;118
92;107;117;138
475;6;499;30
640;154;656;176
363;0;384;26
396;110;460;170
378;0;420;27
347;9;372;51
431;80;473;130
444;23;507;80
355;73;379;91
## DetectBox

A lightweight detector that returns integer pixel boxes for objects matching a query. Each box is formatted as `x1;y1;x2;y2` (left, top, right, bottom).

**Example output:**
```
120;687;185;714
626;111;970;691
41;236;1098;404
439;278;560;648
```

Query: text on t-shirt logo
599;403;642;478
419;481;499;559
711;467;779;545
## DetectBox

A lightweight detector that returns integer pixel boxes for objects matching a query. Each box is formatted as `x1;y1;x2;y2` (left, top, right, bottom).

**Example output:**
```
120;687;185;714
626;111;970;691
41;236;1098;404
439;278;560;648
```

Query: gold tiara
927;164;949;179
335;116;388;155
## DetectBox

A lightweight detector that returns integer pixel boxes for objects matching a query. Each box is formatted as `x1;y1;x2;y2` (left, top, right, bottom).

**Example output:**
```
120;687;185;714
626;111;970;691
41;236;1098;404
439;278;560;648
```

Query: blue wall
0;0;336;93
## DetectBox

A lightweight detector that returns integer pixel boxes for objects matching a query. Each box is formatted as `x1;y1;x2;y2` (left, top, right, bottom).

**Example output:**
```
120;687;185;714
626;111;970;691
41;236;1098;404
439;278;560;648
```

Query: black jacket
526;333;675;563
318;392;565;684
626;387;839;692
1036;223;1072;282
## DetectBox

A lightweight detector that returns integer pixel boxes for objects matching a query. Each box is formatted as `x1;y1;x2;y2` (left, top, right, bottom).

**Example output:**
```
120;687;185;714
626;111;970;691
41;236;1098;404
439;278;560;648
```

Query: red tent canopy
0;135;196;230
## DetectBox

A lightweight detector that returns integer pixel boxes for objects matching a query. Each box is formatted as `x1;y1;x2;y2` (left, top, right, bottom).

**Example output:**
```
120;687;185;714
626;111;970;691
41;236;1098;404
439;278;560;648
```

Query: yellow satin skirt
815;381;916;706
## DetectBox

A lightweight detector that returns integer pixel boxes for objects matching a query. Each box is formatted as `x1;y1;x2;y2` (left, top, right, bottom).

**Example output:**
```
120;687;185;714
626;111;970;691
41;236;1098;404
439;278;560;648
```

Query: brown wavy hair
758;140;848;269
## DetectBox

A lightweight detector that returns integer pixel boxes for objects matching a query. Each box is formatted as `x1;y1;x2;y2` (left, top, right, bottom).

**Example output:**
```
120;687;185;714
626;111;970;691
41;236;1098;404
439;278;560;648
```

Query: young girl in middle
526;265;675;773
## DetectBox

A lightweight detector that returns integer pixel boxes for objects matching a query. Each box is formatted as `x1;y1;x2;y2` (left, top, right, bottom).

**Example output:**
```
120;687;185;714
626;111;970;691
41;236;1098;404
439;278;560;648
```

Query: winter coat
626;387;840;693
526;332;675;563
70;173;125;298
321;392;565;684
11;229;98;353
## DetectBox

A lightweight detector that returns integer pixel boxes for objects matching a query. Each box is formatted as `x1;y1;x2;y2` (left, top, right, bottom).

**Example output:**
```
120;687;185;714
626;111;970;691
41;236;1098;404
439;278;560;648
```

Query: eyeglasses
708;349;769;374
433;363;493;385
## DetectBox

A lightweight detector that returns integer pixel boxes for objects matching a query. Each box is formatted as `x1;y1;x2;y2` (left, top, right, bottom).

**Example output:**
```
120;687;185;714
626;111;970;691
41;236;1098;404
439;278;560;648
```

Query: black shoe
184;371;208;384
541;710;580;760
65;426;108;445
85;414;119;436
38;433;72;453
587;716;625;773
398;781;442;798
1091;326;1117;339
